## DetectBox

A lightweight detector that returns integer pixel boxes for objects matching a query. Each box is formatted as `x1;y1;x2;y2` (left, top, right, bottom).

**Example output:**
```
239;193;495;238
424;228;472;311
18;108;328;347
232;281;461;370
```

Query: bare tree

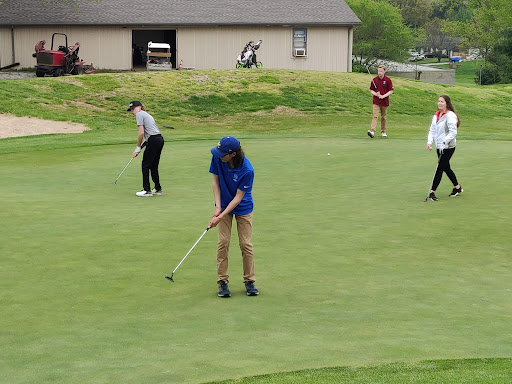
423;18;459;61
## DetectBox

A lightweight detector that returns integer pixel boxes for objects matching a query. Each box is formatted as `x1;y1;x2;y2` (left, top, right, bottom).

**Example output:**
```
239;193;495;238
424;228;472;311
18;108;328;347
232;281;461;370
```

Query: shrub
476;65;501;85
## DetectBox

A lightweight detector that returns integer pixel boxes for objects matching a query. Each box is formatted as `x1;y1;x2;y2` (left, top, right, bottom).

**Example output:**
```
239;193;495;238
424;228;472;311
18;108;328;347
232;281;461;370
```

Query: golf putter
367;66;377;90
166;227;210;282
423;150;442;202
111;141;146;185
111;157;134;185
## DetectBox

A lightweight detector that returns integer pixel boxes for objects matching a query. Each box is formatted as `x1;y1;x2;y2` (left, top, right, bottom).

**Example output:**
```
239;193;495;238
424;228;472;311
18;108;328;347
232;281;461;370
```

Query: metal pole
11;26;16;63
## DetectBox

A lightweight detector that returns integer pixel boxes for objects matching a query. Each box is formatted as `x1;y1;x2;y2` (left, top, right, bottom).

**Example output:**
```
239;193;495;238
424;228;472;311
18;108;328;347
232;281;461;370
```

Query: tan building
0;0;360;72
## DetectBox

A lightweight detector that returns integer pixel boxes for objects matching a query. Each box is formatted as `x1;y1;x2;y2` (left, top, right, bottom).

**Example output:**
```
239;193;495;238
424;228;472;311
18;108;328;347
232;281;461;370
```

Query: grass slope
206;358;512;383
1;69;511;154
1;70;512;383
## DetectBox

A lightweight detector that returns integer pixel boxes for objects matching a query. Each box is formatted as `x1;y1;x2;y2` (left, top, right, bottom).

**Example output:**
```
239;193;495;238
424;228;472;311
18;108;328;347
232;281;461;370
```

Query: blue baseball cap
211;136;241;158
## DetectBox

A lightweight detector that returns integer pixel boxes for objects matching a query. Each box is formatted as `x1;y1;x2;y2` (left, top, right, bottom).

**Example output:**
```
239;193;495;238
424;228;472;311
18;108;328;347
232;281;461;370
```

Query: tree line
347;0;512;84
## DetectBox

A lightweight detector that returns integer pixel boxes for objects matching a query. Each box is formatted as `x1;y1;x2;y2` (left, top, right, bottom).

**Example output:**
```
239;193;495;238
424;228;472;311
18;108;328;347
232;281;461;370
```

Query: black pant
431;147;458;191
142;134;164;192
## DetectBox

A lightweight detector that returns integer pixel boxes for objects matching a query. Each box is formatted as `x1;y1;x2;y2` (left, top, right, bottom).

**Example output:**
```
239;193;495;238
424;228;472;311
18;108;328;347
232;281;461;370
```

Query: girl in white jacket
426;95;463;201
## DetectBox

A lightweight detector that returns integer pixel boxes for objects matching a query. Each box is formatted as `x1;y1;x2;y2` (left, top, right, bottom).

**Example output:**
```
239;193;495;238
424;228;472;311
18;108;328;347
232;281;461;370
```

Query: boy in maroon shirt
368;65;394;138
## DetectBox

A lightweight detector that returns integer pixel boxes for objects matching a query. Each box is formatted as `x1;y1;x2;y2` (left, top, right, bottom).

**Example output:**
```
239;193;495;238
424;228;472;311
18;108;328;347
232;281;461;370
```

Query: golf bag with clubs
236;40;262;68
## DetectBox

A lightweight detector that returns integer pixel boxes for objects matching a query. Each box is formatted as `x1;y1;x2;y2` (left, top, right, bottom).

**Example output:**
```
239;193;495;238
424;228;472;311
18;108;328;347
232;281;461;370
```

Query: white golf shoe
151;188;163;195
381;132;388;137
136;190;153;197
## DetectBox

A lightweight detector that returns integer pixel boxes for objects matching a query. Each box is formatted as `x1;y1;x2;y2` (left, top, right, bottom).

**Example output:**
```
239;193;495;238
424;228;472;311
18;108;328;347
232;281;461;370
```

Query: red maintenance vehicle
33;33;95;77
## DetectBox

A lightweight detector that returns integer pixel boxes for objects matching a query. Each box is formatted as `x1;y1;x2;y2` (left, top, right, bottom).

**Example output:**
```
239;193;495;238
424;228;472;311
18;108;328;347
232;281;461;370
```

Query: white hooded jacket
427;110;458;149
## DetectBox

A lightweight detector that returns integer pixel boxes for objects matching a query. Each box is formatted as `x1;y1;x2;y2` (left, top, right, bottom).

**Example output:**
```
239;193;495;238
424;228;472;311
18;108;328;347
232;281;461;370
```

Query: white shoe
151;188;163;195
367;130;375;138
381;132;387;137
136;190;153;197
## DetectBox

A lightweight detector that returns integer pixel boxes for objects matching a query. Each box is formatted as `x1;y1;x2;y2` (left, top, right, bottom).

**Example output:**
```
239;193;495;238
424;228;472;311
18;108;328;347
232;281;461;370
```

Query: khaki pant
216;212;255;284
371;104;388;133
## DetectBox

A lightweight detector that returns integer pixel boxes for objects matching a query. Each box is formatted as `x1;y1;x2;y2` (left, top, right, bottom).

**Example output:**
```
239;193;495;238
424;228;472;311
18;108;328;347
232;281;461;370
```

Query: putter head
111;182;117;185
165;275;174;282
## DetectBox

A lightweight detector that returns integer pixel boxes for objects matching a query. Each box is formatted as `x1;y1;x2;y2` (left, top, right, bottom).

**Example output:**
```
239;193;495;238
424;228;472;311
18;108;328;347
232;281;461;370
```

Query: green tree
484;27;512;84
387;0;433;28
348;0;414;69
459;0;512;59
431;0;473;22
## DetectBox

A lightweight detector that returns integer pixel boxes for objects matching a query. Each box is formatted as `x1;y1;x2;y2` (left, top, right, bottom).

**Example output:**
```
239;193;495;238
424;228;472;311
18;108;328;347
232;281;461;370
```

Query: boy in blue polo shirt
208;136;258;298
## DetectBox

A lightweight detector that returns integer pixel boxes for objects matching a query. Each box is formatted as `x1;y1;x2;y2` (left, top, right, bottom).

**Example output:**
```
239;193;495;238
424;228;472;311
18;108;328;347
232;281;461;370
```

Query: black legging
431;147;458;191
142;134;164;192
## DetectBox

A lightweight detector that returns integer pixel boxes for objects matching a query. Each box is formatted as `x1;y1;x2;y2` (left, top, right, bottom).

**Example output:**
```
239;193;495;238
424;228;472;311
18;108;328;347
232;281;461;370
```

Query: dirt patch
272;105;305;115
0;71;35;79
191;74;211;83
252;105;305;116
0;113;90;138
68;101;106;111
56;77;84;87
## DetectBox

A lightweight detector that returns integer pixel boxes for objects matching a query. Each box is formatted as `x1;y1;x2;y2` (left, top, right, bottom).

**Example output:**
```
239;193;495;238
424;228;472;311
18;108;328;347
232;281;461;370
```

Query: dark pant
142;134;164;192
431;147;458;191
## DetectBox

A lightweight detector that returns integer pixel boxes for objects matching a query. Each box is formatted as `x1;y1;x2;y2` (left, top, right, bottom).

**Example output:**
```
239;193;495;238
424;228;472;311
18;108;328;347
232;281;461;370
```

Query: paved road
378;60;448;72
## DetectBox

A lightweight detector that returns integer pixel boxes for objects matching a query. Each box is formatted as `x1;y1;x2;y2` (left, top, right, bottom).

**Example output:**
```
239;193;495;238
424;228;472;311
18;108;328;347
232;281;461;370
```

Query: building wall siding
0;28;14;68
1;26;131;70
1;25;353;72
177;26;352;72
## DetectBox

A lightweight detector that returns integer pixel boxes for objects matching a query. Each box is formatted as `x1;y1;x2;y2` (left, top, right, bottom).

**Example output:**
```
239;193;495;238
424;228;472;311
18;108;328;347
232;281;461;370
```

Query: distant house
0;0;360;72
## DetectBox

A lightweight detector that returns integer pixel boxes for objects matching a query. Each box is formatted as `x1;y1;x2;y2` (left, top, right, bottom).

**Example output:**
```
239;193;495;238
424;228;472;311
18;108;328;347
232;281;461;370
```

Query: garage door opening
132;29;176;70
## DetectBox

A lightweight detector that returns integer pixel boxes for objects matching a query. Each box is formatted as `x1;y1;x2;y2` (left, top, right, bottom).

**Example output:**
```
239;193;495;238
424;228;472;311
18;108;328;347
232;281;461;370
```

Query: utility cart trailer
146;42;172;71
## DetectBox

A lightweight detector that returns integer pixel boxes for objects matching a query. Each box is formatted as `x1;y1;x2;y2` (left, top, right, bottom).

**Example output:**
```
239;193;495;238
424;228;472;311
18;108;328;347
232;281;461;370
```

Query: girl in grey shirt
127;101;164;197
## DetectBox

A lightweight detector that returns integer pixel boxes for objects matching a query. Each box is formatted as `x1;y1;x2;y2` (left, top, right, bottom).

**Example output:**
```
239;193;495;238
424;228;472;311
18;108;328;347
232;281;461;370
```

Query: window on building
293;28;307;57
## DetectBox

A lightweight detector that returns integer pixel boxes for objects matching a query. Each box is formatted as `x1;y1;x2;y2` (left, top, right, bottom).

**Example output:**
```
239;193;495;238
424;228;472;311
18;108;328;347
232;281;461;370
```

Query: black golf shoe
429;192;439;201
218;281;231;298
449;187;463;197
244;281;259;296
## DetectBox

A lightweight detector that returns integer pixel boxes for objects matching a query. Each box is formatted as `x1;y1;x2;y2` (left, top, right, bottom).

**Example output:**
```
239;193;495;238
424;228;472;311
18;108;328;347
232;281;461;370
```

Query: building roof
0;0;361;27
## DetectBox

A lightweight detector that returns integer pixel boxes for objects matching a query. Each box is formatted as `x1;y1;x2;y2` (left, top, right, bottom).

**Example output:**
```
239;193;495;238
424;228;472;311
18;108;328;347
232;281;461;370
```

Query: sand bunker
0;113;89;138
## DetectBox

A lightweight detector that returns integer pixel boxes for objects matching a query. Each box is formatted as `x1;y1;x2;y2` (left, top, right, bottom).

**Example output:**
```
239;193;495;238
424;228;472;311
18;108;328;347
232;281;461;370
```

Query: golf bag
236;40;262;68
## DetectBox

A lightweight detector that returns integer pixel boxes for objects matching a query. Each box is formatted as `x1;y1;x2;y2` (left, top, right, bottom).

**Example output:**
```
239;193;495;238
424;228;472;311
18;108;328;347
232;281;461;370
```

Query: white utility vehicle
408;50;425;62
146;41;172;71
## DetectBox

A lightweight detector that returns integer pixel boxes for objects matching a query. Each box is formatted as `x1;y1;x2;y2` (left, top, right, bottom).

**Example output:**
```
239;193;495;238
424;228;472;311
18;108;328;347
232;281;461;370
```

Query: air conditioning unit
294;48;306;57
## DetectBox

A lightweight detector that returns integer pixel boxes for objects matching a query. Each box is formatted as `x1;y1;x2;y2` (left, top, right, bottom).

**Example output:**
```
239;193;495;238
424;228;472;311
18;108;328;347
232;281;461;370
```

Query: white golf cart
146;41;172;71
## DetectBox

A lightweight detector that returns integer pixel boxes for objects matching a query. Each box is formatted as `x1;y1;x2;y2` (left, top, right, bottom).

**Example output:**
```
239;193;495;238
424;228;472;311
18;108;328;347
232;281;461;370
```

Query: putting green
1;137;511;384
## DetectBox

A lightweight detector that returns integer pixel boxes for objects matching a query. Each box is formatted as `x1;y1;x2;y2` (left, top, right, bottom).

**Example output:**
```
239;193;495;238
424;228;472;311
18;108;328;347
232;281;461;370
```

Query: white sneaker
367;130;375;138
136;190;153;197
381;132;387;137
151;188;163;195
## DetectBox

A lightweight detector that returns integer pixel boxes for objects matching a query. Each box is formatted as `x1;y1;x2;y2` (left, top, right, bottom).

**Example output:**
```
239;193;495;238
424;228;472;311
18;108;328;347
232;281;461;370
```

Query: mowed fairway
1;136;511;383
